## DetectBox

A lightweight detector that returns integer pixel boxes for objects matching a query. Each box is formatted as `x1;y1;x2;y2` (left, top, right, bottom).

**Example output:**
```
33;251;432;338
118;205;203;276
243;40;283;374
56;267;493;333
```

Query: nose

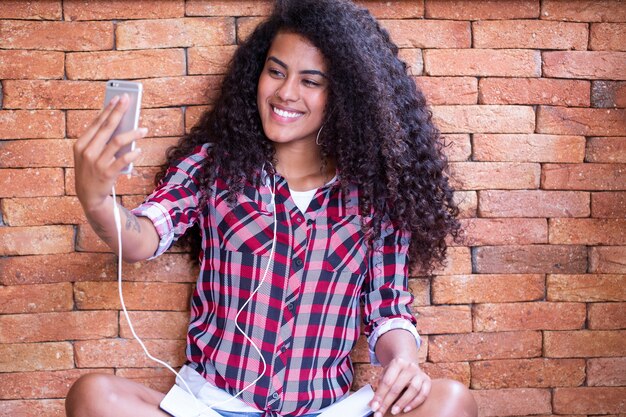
274;77;299;102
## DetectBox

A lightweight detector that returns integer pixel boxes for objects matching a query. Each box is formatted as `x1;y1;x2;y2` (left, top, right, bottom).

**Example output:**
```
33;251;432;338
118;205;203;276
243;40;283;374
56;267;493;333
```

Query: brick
75;338;186;368
590;246;626;273
414;305;472;334
474;20;587;50
414;77;477;105
587;357;626;386
545;330;626;358
460;218;547;246
0;225;74;256
471;358;585;389
0;342;73;372
0;139;74;168
479;78;590;106
588;303;626;330
547;274;626;302
541;1;626;23
0;1;61;20
235;16;264;43
472;388;552;417
553;387;626;414
473;302;585;332
133;137;180;167
549;218;626;245
1;196;85;226
188;45;238;75
3;80;103;110
586;137;626;163
142;76;223;107
185;0;272;16
67;107;184;138
474;245;587;274
398;48;423;76
474;134;585;163
542;163;626;191
425;49;540;77
115;367;175;393
381;20;470;48
592;81;626;108
432;274;544;304
0;252;196;285
65;167;160;196
421;362;471;386
0;110;64;139
408;278;430;307
425;246;472;276
448;162;540;190
185;105;211;133
66;49;186;80
0;399;65;417
440;134;471;161
478;190;590;218
0;283;73;314
0;311;118;343
76;224;112;253
0;168;63;198
590;23;626;51
537;106;626;136
350;335;373;363
453;190;477;218
0;20;113;51
426;0;539;19
116;18;235;50
0;50;64;79
543;51;626;80
429;331;542;362
432;105;535;133
63;0;184;21
119;311;188;339
74;281;192;310
0;369;112;400
593;191;626;217
358;1;424;19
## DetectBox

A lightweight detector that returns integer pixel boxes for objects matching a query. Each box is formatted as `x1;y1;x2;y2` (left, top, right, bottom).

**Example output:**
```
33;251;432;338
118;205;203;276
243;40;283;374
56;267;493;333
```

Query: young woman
67;1;476;417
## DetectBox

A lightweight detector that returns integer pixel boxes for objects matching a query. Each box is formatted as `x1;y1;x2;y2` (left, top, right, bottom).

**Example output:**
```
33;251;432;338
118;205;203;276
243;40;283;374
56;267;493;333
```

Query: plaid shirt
133;144;420;417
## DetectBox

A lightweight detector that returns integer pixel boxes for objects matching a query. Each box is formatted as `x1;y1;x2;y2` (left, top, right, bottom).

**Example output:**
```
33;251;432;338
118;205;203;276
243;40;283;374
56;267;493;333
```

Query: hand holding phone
103;80;143;174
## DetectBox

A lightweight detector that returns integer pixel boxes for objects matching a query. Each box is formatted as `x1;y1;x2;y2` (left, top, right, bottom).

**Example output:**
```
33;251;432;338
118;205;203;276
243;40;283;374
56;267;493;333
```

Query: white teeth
272;106;302;119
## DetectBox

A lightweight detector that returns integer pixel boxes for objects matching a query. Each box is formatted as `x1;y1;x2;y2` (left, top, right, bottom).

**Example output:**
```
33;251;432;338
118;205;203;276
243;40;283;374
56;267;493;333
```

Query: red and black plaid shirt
133;144;419;416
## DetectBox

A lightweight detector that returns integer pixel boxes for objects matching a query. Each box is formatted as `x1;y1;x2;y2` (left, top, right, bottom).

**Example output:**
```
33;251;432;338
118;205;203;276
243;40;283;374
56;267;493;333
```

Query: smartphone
103;80;143;174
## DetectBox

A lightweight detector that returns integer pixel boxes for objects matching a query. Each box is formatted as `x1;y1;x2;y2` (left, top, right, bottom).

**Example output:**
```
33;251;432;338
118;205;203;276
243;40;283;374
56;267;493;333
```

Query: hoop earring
316;123;324;146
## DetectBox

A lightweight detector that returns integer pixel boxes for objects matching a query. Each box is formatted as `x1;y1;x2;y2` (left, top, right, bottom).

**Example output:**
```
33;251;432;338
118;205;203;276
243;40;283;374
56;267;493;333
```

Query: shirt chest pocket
315;215;368;275
216;200;274;256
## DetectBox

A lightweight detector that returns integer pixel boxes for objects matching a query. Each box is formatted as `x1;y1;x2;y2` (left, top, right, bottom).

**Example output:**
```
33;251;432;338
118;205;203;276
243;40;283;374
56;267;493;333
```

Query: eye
303;79;321;87
268;68;285;78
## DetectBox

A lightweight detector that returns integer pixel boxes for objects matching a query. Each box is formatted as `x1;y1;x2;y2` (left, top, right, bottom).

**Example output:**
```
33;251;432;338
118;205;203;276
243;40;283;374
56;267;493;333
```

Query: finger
83;93;131;158
401;376;431;414
377;369;415;416
371;365;402;415
74;95;121;152
389;375;425;415
107;147;142;176
97;127;147;171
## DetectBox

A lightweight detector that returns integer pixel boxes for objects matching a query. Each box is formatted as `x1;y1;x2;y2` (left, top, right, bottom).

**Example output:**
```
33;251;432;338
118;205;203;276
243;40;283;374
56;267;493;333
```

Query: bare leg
65;373;169;417
383;379;477;417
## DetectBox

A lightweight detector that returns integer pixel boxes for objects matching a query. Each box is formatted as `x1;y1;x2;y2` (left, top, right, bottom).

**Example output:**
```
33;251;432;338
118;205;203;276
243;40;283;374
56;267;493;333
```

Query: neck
273;140;335;191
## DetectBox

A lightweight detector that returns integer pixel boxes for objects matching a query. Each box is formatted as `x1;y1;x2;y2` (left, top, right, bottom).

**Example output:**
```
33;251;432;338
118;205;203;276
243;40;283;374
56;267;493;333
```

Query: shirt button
294;258;303;267
272;393;279;399
287;303;294;311
296;216;303;223
281;345;287;353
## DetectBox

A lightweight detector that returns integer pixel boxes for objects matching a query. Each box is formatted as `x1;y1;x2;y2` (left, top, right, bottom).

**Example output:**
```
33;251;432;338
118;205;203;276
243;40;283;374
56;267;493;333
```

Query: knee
65;373;117;417
434;379;478;417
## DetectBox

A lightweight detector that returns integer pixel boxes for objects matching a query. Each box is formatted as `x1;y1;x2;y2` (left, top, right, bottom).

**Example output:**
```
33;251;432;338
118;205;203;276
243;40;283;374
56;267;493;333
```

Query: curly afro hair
157;0;461;274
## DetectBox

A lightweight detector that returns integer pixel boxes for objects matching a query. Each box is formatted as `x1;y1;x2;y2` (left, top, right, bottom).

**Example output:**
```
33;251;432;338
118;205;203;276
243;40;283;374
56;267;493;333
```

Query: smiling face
257;31;329;146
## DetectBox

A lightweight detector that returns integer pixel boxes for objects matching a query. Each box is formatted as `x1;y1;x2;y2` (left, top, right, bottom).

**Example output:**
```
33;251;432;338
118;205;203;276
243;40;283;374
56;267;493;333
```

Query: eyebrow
267;56;328;78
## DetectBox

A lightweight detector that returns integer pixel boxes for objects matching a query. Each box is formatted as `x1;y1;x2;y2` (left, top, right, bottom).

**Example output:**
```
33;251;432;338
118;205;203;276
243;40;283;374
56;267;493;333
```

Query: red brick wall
1;1;625;416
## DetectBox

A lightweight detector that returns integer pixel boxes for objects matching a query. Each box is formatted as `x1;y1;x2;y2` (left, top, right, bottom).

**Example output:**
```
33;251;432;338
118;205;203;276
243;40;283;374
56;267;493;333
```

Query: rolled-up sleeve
361;219;420;365
131;144;208;259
